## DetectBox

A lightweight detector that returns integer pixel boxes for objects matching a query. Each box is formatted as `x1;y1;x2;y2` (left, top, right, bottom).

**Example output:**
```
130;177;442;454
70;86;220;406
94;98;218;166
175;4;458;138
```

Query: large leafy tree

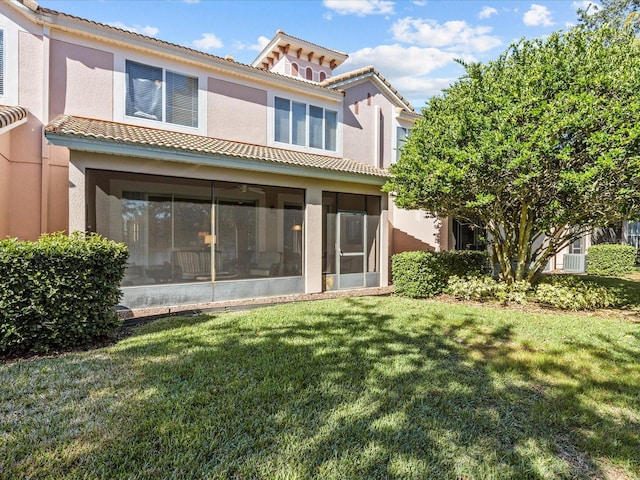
577;0;640;32
384;26;640;283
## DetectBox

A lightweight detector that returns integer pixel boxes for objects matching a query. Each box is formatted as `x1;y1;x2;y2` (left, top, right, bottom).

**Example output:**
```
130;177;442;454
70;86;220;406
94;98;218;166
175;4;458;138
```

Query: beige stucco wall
208;77;267;144
389;203;444;254
49;39;114;120
342;81;395;169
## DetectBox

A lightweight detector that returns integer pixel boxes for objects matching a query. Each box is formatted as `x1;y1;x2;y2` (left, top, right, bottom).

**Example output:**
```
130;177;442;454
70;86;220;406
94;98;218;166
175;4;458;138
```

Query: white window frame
272;95;340;154
125;59;198;128
114;53;205;134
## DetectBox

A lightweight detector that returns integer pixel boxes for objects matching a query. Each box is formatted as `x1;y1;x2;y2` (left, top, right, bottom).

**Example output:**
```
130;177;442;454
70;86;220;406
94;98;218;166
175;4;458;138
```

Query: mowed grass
2;297;639;479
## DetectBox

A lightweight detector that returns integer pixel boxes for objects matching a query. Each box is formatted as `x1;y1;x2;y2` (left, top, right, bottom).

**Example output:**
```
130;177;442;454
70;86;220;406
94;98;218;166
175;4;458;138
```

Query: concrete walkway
118;285;394;320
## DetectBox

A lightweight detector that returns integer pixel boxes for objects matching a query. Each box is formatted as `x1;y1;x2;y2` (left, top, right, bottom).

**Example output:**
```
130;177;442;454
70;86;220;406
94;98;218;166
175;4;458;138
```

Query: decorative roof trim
251;30;348;70
44;115;389;185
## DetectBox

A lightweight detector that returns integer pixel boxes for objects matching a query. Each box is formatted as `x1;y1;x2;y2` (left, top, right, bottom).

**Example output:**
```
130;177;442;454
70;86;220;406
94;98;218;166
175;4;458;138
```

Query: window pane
396;126;408;162
292;102;306;146
309;105;323;149
325;110;337;151
166;71;198;127
275;97;290;143
126;61;162;121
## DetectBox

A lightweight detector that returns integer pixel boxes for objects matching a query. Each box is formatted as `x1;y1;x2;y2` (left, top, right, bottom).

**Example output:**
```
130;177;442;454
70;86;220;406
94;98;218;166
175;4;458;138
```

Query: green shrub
392;250;489;298
533;276;619;310
0;232;129;356
447;275;531;304
587;244;637;276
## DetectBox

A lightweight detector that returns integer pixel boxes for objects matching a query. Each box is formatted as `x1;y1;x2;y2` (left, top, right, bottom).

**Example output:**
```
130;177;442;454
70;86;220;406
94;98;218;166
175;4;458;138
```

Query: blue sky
38;0;599;107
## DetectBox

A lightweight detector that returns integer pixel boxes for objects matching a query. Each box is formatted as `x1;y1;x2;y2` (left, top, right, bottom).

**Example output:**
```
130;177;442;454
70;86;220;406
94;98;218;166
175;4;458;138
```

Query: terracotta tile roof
44;115;389;178
322;66;418;114
19;2;337;97
273;30;348;58
0;105;28;129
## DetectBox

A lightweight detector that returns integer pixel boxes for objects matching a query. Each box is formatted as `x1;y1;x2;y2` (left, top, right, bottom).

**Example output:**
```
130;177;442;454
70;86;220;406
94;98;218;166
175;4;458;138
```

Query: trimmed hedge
392;250;489;298
587;244;637;276
0;232;129;356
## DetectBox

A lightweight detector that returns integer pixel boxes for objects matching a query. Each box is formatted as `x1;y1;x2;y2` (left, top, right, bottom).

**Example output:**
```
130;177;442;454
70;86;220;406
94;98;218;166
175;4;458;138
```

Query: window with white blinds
0;29;4;97
126;60;198;127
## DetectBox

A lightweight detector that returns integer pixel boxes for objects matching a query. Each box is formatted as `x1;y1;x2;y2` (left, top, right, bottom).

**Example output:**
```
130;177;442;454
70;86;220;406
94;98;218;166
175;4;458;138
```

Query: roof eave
44;132;388;186
8;1;343;103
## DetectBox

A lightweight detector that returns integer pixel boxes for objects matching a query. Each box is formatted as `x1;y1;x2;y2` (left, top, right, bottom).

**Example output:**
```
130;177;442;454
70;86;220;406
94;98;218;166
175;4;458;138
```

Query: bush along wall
392;250;489;298
0;232;129;357
587;244;637;276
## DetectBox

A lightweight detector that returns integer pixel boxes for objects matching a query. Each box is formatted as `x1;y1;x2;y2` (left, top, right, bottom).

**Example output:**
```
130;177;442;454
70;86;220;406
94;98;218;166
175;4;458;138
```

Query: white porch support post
68;158;86;233
380;193;389;286
305;186;323;294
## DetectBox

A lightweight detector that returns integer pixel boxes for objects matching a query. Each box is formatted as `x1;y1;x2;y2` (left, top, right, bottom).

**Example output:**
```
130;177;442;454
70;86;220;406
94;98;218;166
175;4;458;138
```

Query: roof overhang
0;105;28;135
44;116;388;186
8;1;343;104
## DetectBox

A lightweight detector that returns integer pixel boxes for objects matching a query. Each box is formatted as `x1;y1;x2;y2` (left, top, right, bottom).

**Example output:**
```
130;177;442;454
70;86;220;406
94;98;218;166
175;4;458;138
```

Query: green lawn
2;297;639;479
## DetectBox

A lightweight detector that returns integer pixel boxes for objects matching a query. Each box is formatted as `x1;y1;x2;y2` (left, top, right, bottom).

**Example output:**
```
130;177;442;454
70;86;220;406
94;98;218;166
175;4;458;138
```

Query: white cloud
523;4;554;26
233;35;270;52
413;0;428;6
323;0;394;16
572;1;600;14
478;6;498;19
391;17;502;52
193;33;223;51
339;44;464;103
108;21;159;37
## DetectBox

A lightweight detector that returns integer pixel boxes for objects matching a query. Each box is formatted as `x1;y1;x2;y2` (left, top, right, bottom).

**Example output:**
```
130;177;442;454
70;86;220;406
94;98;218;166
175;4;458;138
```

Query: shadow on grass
2;297;639;479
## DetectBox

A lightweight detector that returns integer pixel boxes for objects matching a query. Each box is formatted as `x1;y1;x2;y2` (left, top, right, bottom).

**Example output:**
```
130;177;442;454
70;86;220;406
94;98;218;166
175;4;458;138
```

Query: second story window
126;60;198;128
275;97;337;152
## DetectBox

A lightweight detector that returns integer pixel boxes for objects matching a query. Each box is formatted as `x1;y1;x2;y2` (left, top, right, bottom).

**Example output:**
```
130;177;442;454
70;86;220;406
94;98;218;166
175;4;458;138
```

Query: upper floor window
396;126;408;162
126;60;198;128
275;97;337;152
0;29;4;96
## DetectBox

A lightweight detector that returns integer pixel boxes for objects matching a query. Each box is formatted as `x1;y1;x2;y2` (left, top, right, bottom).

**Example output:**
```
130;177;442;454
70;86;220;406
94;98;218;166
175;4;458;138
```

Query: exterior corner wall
389;202;441;254
0;132;10;237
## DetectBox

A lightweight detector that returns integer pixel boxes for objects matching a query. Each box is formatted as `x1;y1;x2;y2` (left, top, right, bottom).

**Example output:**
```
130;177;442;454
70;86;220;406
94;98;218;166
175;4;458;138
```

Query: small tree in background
384;26;640;284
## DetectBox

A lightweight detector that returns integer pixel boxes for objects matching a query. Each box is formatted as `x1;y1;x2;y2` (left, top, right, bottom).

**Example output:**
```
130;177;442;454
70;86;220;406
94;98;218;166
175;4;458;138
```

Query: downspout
40;24;50;233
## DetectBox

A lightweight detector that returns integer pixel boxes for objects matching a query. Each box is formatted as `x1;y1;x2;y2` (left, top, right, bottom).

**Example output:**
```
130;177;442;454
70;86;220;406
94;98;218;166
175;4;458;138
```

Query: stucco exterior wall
341;81;395;169
49;39;114;120
208;77;267;145
389;204;443;253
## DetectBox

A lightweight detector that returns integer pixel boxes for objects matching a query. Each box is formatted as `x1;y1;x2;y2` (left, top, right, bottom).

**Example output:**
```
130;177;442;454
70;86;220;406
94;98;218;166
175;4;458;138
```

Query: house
0;0;449;309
